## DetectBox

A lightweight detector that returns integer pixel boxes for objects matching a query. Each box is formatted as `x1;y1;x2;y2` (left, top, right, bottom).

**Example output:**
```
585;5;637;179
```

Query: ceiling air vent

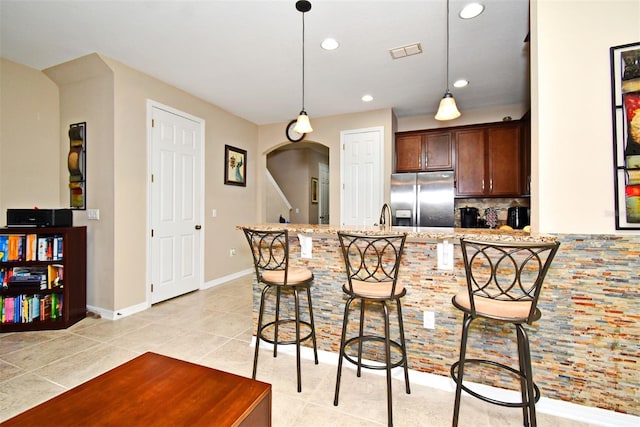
389;43;423;59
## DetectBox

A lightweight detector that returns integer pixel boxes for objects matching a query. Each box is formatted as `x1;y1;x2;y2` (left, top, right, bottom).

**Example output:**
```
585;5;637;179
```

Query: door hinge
151;229;154;237
151;119;155;127
151;174;154;183
151;283;154;292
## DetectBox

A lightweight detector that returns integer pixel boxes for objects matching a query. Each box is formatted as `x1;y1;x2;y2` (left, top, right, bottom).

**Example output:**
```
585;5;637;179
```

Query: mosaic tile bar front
248;229;639;416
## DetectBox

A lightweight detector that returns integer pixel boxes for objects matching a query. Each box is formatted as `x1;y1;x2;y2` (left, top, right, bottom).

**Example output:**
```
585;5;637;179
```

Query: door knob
195;225;202;230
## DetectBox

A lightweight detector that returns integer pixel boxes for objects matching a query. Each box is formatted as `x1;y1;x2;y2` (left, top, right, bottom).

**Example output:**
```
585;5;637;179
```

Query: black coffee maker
459;207;479;228
507;206;529;229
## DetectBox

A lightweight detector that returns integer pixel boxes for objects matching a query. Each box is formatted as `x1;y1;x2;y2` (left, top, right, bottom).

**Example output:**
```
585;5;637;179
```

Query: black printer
6;209;73;228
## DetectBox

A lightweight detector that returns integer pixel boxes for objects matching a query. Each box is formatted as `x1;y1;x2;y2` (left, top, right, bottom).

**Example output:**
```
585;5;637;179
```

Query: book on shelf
1;293;63;324
36;235;64;261
25;234;37;261
9;266;48;290
0;235;7;262
48;264;64;288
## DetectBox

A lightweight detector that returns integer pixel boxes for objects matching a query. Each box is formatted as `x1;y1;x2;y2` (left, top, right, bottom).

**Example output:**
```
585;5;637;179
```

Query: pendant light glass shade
435;0;461;121
294;111;313;133
435;91;461;120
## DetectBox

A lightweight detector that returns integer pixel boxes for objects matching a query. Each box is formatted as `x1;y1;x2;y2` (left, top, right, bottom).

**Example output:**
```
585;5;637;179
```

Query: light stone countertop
237;223;556;243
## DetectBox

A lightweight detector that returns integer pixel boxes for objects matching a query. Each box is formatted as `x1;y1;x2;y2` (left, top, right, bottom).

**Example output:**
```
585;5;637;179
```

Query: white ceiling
0;0;530;125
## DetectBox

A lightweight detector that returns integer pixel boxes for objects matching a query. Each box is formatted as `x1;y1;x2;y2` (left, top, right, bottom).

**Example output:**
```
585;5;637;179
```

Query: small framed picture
224;145;247;187
311;177;318;203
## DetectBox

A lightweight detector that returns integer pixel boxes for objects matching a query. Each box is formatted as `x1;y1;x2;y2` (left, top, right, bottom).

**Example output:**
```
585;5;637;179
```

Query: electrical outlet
229;248;236;257
423;311;435;329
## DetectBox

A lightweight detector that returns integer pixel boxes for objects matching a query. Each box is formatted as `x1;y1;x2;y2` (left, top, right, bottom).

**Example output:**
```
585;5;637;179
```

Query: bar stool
334;232;410;427
451;238;560;427
242;227;318;393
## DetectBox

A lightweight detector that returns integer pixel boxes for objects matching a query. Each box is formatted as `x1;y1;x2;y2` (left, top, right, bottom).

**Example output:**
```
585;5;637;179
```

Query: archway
266;141;329;224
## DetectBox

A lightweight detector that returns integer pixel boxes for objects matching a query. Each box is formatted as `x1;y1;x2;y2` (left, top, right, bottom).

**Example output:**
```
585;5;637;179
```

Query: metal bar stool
242;227;318;393
334;232;410;427
451;238;560;427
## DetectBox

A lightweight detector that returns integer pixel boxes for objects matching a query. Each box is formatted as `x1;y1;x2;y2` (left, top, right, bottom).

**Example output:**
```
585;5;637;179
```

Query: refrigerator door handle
415;184;420;226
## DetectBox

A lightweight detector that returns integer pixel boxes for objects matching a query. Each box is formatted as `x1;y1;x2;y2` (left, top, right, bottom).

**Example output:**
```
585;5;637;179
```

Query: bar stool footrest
450;358;540;408
342;335;406;370
259;319;314;346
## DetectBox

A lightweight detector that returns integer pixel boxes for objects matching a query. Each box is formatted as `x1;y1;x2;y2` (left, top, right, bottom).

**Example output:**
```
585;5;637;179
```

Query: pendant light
294;0;313;134
435;0;461;121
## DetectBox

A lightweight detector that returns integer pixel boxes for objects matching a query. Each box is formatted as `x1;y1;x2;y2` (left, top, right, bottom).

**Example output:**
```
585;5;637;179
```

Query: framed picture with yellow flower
224;144;247;187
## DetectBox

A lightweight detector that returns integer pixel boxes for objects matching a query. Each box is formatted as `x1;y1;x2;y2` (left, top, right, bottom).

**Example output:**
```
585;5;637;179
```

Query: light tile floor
0;276;597;426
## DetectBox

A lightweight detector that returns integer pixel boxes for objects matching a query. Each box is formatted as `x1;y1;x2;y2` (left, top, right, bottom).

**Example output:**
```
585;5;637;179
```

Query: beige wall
103;56;259;310
397;103;529;132
1;54;258;313
258;108;395;226
44;54;117;311
268;149;310;224
0;58;60;217
532;0;640;234
1;0;638;314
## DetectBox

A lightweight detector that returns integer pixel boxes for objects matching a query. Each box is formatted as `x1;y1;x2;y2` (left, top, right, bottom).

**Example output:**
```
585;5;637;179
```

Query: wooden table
2;352;271;426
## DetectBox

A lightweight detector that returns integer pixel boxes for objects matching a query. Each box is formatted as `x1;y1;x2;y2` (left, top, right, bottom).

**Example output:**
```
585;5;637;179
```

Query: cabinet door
424;132;452;170
395;134;422;172
455;129;486;196
487;125;522;196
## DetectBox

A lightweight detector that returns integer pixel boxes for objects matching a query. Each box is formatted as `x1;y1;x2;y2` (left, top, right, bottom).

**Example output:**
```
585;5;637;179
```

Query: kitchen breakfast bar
239;224;557;396
237;224;640;418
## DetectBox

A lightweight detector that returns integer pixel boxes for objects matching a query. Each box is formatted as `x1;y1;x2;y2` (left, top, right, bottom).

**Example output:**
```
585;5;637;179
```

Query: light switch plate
87;209;100;220
437;241;453;270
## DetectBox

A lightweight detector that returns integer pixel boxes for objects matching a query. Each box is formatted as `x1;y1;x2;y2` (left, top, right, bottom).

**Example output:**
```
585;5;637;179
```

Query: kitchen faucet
379;203;391;226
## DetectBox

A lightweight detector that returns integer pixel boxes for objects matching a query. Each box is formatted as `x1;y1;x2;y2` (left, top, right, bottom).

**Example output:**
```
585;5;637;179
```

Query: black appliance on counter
507;206;529;229
459;207;480;228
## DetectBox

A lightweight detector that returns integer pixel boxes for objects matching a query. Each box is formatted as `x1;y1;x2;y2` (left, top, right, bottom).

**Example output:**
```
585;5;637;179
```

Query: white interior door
149;102;204;304
340;127;384;226
318;162;329;224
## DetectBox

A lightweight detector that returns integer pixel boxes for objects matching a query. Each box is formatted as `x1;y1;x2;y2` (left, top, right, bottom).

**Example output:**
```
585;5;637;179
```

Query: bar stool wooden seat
451;238;560;427
334;232;410;427
242;227;318;393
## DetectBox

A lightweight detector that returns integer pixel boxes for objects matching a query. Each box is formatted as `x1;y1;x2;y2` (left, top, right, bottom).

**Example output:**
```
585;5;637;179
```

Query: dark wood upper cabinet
395;131;452;172
395;120;528;198
454;122;524;197
395;134;422;171
454;128;486;195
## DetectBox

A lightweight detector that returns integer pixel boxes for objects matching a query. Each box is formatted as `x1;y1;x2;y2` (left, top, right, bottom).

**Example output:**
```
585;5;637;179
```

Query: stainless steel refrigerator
390;171;455;227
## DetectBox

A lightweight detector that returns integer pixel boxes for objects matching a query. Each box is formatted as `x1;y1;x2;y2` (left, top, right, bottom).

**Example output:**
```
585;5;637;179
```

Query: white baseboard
86;269;253;320
249;337;639;427
202;268;253;290
86;301;149;321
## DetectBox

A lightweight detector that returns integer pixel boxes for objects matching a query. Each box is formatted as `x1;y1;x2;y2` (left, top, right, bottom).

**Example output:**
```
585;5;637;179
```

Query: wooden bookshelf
0;226;86;332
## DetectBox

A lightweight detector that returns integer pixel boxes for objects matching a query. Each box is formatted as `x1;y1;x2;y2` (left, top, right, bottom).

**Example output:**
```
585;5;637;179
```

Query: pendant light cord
445;0;450;92
301;10;306;111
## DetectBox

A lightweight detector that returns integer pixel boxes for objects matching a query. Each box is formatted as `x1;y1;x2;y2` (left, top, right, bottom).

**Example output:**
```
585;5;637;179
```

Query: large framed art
610;42;640;230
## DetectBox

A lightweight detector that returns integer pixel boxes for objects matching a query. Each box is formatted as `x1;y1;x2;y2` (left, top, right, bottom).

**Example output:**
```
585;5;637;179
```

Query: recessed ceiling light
361;94;374;102
460;3;484;19
453;79;469;88
321;38;339;50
